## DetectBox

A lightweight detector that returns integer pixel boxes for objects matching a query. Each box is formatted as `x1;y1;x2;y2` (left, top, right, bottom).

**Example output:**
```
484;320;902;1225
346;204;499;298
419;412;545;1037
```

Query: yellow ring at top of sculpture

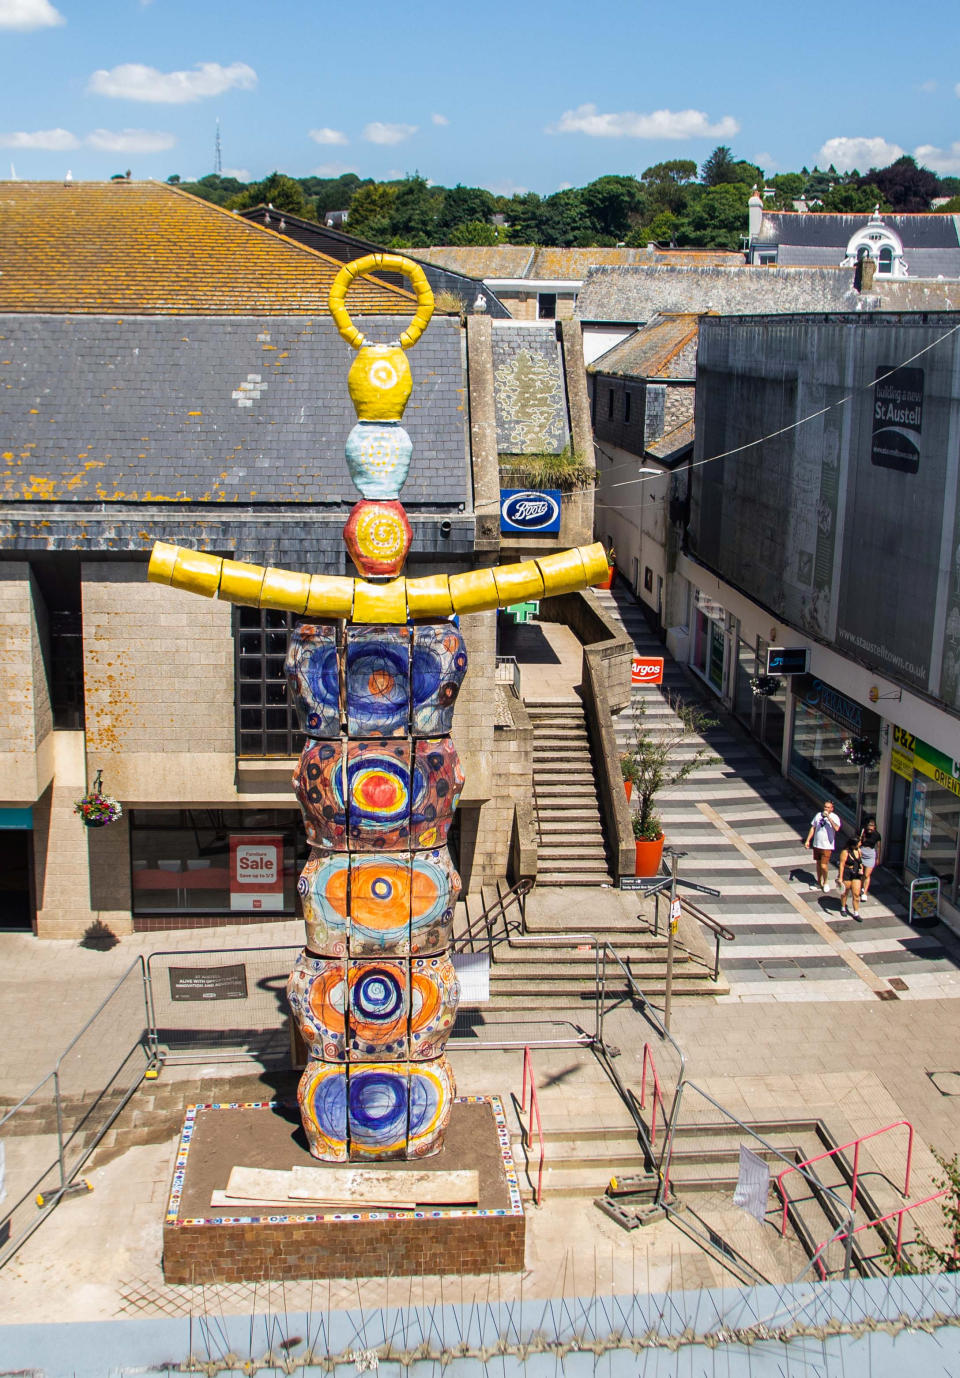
329;253;435;351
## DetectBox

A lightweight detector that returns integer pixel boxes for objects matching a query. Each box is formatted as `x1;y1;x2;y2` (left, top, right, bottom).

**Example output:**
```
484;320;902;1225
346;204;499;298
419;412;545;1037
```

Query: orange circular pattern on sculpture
351;860;412;933
343;499;412;577
307;964;346;1034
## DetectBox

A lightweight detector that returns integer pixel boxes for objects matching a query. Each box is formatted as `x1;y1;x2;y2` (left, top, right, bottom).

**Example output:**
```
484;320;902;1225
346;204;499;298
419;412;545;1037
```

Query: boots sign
230;834;284;911
499;489;562;534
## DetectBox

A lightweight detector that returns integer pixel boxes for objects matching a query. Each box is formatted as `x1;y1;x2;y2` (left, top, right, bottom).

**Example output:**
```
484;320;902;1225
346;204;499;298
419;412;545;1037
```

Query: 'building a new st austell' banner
691;315;960;715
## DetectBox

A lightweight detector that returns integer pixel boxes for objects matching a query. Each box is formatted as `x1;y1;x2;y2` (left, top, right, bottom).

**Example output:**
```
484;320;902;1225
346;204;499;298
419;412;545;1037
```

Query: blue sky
1;0;958;190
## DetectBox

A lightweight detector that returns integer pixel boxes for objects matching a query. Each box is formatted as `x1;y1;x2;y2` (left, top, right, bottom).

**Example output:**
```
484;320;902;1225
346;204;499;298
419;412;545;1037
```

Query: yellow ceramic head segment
329;253;434;352
348;345;412;422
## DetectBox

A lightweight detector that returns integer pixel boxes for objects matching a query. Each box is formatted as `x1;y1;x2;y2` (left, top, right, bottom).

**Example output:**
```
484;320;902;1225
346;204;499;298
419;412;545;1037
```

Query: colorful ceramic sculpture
146;250;612;1161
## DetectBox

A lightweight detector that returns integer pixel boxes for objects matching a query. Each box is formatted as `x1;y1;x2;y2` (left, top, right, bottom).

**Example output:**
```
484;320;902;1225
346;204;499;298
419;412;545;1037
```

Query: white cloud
914;141;960;175
312;161;358;177
818;135;905;171
0;0;64;29
362;121;417;145
754;150;776;170
87;60;257;104
547;103;740;140
556;180;572;191
0;127;78;149
919;79;937;93
489;179;528;196
309;127;348;146
222;167;249;180
86;127;175;153
431;113;449;126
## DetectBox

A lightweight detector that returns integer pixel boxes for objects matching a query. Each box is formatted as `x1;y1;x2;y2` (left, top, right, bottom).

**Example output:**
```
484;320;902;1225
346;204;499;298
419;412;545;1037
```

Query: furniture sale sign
230;834;284;911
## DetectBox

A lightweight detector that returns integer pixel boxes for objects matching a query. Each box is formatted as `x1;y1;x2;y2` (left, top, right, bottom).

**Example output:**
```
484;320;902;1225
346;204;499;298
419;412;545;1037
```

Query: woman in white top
804;800;842;892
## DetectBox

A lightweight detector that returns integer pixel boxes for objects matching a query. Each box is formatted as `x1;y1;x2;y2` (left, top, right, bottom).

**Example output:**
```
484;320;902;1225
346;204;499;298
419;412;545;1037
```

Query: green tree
506;191;544;244
676;181;750;248
181;173;247;207
448;219;500;245
939;195;960;212
939;176;960;197
385;174;441;246
346;182;397;239
166;173;181;184
436;184;495;239
229;171;314;219
820;182;886;213
701;145;738;186
581;174;644;239
890;1150;960;1274
626;209;678;246
538;188;593;245
300;173;364;220
767;172;804;208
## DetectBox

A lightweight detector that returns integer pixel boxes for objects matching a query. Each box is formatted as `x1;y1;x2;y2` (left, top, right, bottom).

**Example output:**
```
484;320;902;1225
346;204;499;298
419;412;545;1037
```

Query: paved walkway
596;583;960;1004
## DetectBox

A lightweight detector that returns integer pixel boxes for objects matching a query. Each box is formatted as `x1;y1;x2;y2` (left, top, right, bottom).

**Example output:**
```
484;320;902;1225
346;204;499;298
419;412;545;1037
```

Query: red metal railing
640;1042;671;1195
521;1045;545;1207
778;1119;914;1237
811;1187;951;1277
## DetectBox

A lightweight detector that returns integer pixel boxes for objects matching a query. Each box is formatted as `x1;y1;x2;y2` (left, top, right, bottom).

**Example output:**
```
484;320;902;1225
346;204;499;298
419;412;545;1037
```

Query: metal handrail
813;1187;952;1274
778;1119;914;1235
452;877;533;956
678;897;736;982
521;1046;545;1206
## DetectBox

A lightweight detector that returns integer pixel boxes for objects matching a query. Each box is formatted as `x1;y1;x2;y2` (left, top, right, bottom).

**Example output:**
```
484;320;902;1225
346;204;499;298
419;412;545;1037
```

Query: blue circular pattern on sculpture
353;966;405;1022
409;1067;440;1135
309;1066;347;1135
346;750;410;828
344;421;413;500
410;645;441;702
346;642;409;729
302;644;340;726
349;1069;407;1134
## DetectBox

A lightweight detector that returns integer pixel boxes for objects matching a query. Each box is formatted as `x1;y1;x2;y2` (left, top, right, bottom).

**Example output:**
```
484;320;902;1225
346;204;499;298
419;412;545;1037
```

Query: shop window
905;779;959;900
130;808;306;917
789;701;877;826
235;607;302;757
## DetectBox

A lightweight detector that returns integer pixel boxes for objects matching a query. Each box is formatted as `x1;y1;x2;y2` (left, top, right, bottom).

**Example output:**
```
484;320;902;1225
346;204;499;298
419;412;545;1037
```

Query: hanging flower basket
749;674;782;698
74;770;122;828
841;736;881;769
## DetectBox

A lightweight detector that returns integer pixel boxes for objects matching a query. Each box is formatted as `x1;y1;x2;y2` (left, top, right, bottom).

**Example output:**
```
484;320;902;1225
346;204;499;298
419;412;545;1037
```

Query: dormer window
842;215;907;277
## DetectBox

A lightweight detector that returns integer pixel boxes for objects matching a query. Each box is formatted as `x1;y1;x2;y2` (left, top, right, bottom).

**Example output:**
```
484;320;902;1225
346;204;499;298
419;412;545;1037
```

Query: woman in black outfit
838;837;866;920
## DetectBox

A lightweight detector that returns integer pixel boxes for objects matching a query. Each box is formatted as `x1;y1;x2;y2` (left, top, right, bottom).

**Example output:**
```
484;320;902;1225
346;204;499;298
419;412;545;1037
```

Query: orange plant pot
597;567;615;590
624;780;633;802
634;834;665;878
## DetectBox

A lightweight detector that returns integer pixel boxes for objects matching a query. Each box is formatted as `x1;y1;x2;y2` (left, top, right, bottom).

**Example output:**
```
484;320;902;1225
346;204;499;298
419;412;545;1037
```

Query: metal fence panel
0;1073;64;1268
147;946;301;1061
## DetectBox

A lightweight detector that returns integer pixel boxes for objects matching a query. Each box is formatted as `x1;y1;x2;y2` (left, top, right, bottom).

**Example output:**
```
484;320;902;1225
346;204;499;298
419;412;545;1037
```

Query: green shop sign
891;727;960;798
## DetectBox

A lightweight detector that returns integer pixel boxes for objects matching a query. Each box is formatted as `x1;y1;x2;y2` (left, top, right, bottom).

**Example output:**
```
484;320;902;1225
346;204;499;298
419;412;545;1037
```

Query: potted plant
750;674;782;698
620;751;641;802
841;736;881;769
74;769;122;829
622;694;718;877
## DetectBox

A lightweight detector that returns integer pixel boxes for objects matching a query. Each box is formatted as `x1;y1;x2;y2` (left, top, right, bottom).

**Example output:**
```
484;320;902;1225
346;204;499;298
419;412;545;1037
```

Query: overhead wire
590;317;960;514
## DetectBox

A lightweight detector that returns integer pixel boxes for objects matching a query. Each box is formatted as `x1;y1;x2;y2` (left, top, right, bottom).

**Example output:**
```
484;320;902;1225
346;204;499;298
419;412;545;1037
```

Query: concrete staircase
527;701;613;887
459;883;723;1007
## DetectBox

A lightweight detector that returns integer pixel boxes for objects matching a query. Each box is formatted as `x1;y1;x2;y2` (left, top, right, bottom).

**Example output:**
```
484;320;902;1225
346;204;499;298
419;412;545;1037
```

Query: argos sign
230;834;284;912
631;656;664;686
500;489;562;534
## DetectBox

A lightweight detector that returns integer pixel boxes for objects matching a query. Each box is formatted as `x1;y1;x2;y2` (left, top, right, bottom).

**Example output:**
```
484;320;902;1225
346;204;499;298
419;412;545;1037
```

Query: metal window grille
234;607;303;757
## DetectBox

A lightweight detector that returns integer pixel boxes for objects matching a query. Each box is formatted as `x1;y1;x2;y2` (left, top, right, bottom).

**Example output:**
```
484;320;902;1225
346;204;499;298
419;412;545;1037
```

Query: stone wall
464;686;533;888
0;564;53;802
82;562;236;803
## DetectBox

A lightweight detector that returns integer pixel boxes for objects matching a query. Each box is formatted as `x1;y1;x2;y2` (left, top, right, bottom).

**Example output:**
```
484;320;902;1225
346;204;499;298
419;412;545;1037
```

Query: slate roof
647;415;695;462
576;264;865;322
239;206;513;317
588;314;699;379
0;313;469;508
0;182;412;315
755;211;960;277
755;210;960;249
422;245;741;281
421;246;536;279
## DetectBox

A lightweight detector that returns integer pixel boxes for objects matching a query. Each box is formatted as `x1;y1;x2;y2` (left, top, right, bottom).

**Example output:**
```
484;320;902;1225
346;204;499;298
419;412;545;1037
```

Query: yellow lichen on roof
0;182;414;315
588;314;699;379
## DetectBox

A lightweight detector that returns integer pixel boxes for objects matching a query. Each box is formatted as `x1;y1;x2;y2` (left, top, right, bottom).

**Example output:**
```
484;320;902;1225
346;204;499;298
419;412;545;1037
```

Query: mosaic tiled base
162;1096;524;1283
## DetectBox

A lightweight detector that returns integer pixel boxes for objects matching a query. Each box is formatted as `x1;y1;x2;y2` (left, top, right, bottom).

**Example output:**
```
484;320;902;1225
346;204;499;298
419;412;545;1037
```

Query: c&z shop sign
500;489;562;534
229;834;284;912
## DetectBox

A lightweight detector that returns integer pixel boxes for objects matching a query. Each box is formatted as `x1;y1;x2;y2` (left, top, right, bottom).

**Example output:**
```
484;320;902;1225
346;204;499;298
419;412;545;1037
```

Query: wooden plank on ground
211;1190;415;1211
289;1165;479;1205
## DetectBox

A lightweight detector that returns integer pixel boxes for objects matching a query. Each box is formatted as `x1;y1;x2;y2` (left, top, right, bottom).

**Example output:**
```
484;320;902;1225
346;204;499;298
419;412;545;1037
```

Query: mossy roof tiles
0;181;413;315
588;314;699;379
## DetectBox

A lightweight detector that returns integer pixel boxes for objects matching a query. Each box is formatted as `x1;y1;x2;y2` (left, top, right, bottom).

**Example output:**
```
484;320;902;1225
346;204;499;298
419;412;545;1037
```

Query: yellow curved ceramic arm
148;541;611;624
328;253;434;351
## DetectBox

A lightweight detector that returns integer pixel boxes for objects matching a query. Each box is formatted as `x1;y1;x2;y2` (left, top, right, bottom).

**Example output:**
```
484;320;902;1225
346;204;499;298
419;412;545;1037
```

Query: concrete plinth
163;1096;524;1283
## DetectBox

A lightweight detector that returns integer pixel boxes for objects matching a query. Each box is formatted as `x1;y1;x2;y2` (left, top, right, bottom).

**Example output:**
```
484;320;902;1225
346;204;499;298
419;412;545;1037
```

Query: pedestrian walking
838;837;866;919
858;817;881;901
804;800;842;892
